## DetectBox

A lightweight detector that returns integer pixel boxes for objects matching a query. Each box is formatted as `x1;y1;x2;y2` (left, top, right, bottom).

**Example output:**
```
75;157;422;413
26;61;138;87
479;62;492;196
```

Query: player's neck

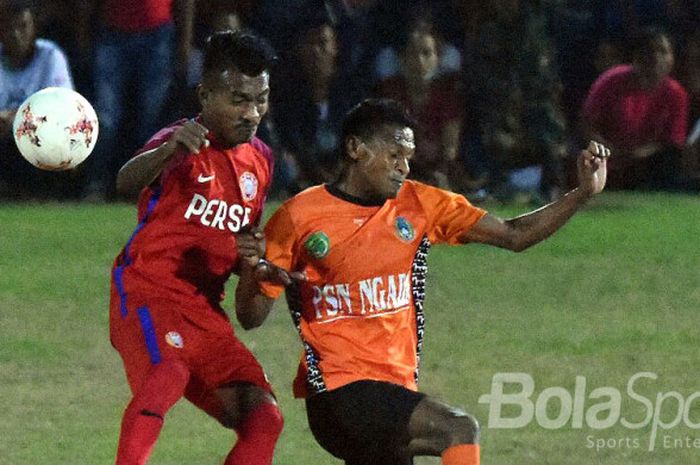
328;179;386;207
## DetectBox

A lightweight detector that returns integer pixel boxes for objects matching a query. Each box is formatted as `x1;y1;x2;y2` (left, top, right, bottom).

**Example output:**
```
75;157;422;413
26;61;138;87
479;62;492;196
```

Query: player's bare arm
234;229;306;329
115;120;209;195
235;229;306;329
461;141;609;252
235;228;272;329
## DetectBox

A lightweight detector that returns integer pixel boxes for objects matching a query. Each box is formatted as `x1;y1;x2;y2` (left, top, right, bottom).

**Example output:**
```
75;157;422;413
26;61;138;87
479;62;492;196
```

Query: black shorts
306;380;425;465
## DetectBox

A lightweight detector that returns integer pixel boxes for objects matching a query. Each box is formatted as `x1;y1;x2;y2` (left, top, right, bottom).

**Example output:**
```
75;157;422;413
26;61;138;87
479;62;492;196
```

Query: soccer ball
12;87;99;171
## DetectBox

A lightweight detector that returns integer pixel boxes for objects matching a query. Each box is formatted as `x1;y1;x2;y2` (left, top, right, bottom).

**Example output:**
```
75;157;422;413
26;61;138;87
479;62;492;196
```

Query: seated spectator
186;0;243;89
583;27;689;189
678;29;700;181
374;10;462;81
271;11;355;192
376;20;463;190
461;0;567;202
0;0;75;198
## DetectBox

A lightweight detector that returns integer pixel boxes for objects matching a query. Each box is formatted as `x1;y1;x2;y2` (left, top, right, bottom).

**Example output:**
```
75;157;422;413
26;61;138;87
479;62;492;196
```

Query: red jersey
113;120;273;327
259;182;486;397
583;64;689;150
104;0;173;32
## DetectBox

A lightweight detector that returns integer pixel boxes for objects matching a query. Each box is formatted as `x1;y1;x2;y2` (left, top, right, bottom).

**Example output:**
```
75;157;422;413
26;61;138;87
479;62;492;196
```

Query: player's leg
305;380;424;465
216;383;283;465
185;333;282;465
405;396;480;465
115;358;190;465
110;289;192;465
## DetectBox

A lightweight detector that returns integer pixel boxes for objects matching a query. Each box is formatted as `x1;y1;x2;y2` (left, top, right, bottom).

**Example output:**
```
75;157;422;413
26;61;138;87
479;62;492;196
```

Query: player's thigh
184;331;274;427
306;381;424;461
109;291;189;392
406;396;480;456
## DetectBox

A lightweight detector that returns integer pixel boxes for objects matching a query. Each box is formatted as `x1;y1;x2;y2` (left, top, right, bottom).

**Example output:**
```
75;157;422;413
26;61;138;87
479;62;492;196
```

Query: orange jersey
260;181;487;397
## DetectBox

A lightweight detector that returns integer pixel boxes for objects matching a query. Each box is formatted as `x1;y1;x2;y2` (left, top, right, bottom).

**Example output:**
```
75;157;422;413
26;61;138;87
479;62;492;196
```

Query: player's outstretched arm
115;120;209;195
460;141;609;252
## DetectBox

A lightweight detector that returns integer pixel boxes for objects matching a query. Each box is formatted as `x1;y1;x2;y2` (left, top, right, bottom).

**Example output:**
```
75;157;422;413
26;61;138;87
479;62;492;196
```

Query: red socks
114;360;282;465
441;444;480;465
115;359;190;465
224;402;284;465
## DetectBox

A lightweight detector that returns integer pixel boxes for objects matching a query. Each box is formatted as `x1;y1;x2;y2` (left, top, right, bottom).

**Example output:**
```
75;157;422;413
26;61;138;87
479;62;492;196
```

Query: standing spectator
77;0;195;201
0;0;74;198
376;20;464;189
583;27;689;189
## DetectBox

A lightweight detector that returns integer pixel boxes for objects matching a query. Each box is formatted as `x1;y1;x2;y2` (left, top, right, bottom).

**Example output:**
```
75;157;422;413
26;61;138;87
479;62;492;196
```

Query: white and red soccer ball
13;87;99;171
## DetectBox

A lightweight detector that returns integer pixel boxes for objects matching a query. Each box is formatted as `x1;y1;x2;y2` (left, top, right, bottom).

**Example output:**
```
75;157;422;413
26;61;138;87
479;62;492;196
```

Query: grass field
1;192;699;465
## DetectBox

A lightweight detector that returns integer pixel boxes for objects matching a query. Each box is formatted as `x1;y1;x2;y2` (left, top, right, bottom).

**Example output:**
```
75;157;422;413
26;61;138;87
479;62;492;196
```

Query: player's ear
197;84;209;107
345;136;363;162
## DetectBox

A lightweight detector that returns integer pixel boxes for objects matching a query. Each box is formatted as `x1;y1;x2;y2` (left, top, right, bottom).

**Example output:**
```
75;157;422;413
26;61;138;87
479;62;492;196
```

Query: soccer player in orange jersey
236;98;609;465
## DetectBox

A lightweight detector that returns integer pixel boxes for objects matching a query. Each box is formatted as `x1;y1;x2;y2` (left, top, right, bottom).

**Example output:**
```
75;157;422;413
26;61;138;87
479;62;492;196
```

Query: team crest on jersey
395;216;415;242
239;172;258;202
305;231;330;259
165;331;184;349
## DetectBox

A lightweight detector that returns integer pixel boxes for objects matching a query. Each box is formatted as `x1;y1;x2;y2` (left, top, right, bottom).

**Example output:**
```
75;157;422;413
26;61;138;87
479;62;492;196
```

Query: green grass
1;192;699;464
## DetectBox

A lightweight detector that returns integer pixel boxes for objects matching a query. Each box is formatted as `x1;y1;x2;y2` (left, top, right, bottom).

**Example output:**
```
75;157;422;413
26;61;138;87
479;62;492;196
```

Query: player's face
199;68;270;147
354;125;414;200
0;9;36;61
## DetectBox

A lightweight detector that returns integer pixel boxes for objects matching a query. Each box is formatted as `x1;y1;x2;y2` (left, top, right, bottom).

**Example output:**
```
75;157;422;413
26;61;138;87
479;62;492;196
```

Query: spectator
0;0;74;198
181;0;243;115
461;0;567;202
583;27;689;189
271;11;354;192
678;29;700;181
77;0;195;201
376;20;463;189
374;6;462;81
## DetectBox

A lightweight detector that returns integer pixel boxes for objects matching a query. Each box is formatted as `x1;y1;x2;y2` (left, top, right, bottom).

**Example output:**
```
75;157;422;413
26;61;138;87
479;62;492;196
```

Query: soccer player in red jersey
237;99;610;465
109;31;282;465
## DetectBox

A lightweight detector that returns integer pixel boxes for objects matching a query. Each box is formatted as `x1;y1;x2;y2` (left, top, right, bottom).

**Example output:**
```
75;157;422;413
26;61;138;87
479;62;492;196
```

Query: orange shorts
109;281;272;420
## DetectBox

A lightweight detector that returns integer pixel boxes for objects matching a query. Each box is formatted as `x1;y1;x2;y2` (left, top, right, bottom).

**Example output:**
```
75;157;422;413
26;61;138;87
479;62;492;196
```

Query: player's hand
577;140;609;196
165;119;210;155
236;227;266;268
254;260;307;286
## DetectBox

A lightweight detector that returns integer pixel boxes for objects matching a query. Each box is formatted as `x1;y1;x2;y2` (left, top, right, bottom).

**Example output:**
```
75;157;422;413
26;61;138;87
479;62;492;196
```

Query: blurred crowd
1;0;700;202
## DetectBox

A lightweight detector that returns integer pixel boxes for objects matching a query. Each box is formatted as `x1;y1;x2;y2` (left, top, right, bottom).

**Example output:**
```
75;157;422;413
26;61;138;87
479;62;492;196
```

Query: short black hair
202;30;277;80
629;27;670;58
1;0;34;17
341;98;417;150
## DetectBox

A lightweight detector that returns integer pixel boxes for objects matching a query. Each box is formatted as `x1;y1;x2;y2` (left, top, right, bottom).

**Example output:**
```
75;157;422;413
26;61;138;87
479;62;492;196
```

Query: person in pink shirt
583;27;689;189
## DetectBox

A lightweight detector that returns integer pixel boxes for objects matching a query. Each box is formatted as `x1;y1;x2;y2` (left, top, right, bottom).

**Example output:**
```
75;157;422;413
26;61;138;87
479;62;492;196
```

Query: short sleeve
259;205;298;299
46;47;74;90
414;183;487;245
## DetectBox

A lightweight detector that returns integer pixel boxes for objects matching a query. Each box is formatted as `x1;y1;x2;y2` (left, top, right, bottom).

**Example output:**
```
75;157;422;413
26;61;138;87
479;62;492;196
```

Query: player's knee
220;401;284;436
446;411;480;446
254;402;284;437
430;407;479;450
